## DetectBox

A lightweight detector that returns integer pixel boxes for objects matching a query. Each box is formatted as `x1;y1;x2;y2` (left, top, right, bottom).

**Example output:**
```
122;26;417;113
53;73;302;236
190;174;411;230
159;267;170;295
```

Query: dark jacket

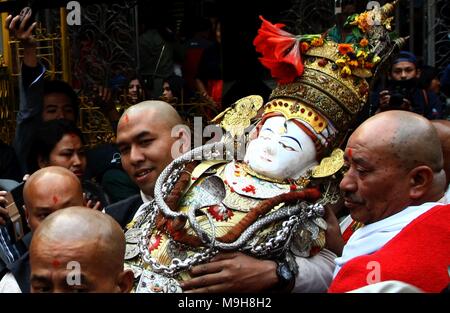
104;194;143;229
8;232;32;293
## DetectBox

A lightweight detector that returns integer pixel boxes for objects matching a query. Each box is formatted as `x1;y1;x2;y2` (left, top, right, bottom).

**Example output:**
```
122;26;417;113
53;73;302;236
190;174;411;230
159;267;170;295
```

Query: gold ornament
211;95;263;137
239;162;311;188
312;148;345;178
264;98;328;133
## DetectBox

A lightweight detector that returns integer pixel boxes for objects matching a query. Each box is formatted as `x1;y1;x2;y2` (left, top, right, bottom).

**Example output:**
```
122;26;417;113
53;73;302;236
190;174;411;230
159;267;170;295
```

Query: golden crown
255;1;404;151
264;98;327;133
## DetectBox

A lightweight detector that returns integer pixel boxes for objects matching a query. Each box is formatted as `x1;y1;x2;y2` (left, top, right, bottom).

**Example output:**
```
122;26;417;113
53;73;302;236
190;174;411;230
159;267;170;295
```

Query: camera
387;79;415;108
2;182;29;243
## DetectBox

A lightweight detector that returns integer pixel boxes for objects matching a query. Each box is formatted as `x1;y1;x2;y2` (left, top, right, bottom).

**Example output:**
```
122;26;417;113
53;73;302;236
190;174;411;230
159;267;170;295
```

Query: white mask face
244;116;318;180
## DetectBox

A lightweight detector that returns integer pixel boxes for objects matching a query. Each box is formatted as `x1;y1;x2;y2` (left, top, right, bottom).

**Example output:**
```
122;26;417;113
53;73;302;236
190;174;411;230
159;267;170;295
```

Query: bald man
431;120;450;190
29;207;134;292
329;111;450;292
105;101;190;228
0;166;84;292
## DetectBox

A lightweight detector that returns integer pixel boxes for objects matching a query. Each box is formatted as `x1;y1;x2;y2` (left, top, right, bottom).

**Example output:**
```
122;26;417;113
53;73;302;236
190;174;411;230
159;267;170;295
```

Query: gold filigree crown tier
270;44;371;134
264;98;328;133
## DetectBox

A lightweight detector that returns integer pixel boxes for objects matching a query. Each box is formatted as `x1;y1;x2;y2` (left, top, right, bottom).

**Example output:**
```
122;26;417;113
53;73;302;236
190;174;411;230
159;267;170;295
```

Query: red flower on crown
253;16;304;84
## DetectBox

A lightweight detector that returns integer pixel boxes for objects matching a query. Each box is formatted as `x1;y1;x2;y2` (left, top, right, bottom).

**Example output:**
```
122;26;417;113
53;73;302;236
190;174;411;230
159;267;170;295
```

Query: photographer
374;51;443;119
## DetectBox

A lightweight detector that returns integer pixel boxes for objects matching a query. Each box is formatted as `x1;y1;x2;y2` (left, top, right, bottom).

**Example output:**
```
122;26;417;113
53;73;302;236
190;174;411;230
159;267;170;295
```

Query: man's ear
118;269;135;293
408;165;434;199
171;125;191;159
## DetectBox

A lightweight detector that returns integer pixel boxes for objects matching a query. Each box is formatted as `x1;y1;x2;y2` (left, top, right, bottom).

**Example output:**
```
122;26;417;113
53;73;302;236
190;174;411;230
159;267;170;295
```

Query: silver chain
136;144;225;277
250;215;299;255
137;141;325;276
249;203;324;255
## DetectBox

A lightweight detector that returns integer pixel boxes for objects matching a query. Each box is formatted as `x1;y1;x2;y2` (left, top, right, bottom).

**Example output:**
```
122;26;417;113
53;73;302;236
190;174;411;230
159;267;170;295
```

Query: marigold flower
348;60;359;68
311;37;324;47
300;41;310;53
359;38;369;47
357;50;368;59
341;65;352;77
335;58;347;66
351;12;370;33
338;44;354;55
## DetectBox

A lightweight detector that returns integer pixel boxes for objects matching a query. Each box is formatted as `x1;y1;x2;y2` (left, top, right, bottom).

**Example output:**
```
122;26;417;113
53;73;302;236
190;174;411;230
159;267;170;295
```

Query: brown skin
390;61;420;81
0;190;10;226
181;252;279;293
117;102;283;292
378;61;420;111
128;79;142;104
23;166;84;232
340;110;446;225
323;204;345;257
36;133;101;210
5;13;76;123
431;120;450;186
116;101;190;197
162;82;175;103
29;207;134;293
182;205;345;293
38;134;86;179
42;93;76;122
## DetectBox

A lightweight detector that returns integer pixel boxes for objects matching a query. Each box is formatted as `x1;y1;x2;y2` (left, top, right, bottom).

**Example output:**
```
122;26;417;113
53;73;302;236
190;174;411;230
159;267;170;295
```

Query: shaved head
341;110;446;224
116;100;190;196
431;120;450;184
354;110;443;172
31;207;125;269
30;207;133;293
23;166;84;232
118;100;183;131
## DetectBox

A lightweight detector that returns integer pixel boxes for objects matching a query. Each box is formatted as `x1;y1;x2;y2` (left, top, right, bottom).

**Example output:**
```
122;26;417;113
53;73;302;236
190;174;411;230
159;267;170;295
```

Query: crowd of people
0;2;449;294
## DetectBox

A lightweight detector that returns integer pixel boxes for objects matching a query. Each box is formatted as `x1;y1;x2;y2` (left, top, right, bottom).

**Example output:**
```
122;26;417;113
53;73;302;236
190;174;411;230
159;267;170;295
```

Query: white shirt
130;191;153;223
0;272;21;293
348;280;423;293
293;249;337;293
333;201;444;277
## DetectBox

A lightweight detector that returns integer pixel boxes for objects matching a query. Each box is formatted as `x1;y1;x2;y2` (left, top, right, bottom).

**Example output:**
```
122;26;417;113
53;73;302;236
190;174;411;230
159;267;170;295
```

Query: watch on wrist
275;260;295;291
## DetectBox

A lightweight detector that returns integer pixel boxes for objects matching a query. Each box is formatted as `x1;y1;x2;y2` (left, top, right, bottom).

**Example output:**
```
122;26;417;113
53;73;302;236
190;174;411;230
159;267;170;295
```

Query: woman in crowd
27;119;110;210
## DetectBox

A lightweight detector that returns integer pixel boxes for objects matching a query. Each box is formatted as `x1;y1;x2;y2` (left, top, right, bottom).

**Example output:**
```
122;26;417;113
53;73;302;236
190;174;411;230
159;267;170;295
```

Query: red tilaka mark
52;259;61;268
124;114;129;123
348;148;353;159
52;195;59;204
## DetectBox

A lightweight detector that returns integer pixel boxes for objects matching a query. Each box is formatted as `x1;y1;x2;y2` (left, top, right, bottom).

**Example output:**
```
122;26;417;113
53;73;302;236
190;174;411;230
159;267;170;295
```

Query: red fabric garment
341;220;363;244
328;204;450;293
207;79;223;108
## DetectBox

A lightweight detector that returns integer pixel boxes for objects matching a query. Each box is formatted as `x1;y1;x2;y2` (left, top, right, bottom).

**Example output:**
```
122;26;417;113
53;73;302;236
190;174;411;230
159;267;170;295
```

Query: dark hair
27;119;85;173
126;71;149;101
418;65;440;90
163;75;184;101
43;80;80;121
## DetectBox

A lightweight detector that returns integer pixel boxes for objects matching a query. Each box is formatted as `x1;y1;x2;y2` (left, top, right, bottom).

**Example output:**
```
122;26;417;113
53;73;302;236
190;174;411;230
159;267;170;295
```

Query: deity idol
123;1;403;292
